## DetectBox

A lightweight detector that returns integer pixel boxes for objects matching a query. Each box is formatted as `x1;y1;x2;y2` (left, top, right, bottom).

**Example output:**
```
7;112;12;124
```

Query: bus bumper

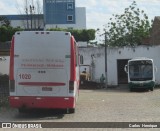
128;81;155;89
9;96;75;109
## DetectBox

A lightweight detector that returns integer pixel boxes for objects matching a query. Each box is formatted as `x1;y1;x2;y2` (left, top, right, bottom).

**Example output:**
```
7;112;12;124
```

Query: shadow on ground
14;109;66;121
81;84;158;93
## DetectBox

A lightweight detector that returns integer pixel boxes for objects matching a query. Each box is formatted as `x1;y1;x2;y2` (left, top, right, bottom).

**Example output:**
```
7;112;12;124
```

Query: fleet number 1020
19;74;31;79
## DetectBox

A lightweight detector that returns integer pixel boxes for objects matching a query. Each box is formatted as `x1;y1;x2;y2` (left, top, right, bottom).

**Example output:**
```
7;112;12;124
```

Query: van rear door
14;31;71;97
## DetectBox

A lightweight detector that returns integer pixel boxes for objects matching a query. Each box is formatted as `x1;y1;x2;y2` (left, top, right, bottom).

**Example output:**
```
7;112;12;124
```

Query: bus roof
129;57;153;62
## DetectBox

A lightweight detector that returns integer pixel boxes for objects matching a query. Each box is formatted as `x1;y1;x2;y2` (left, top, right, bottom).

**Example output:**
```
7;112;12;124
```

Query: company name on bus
22;58;64;63
21;58;64;68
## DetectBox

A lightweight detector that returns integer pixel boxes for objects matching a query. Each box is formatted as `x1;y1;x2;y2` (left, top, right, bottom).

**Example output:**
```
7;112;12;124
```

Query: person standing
100;74;105;88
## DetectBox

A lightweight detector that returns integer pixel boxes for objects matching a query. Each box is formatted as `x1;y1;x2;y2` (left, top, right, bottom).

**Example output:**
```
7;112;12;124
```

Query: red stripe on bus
70;36;76;81
10;36;15;80
9;96;75;109
18;82;65;86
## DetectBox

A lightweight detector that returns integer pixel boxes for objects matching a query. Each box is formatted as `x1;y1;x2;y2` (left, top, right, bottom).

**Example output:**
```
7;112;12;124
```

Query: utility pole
104;30;108;88
99;28;108;88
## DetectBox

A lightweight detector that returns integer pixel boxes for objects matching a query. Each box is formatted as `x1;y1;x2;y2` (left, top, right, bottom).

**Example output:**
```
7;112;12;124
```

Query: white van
9;31;79;113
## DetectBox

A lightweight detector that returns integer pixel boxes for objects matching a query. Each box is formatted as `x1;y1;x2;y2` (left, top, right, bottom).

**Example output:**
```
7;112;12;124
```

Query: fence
0;75;9;106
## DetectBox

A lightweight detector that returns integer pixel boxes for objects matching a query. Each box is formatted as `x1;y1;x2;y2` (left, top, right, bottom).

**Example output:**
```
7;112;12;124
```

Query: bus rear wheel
67;108;75;114
150;87;154;91
18;108;28;113
129;88;133;92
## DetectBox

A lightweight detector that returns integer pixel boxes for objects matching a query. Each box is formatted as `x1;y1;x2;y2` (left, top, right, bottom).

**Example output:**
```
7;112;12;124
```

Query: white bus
9;31;79;113
124;57;156;91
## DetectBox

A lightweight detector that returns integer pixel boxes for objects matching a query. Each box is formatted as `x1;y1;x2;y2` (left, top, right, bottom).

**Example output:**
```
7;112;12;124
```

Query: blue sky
0;0;160;30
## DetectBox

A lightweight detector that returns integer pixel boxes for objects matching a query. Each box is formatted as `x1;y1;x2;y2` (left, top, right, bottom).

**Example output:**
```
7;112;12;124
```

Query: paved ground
0;85;160;130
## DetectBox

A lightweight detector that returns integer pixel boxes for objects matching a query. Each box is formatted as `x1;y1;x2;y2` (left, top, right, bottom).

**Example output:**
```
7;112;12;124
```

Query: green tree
48;28;96;43
104;1;152;47
0;17;11;27
0;26;23;42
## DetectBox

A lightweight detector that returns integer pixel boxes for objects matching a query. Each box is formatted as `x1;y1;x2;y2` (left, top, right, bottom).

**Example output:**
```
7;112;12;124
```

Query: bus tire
130;88;133;92
18;108;27;113
68;108;75;114
150;87;154;91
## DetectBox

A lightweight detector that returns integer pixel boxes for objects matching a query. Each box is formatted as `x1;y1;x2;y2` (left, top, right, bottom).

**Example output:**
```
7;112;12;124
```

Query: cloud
77;0;97;8
0;2;17;14
82;0;160;29
0;0;22;15
83;0;131;29
0;0;43;15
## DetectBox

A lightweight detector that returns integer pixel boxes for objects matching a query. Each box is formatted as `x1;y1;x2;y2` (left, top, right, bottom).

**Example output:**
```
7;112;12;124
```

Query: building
0;0;86;30
79;46;160;86
43;0;86;29
79;47;105;82
44;0;76;25
0;14;44;30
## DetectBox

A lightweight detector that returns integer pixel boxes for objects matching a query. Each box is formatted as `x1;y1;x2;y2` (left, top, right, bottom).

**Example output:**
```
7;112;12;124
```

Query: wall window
67;3;73;10
80;55;84;65
67;15;73;22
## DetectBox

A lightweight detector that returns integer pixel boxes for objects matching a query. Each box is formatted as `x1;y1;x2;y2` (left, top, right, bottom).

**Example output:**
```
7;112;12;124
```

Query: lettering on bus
21;58;64;68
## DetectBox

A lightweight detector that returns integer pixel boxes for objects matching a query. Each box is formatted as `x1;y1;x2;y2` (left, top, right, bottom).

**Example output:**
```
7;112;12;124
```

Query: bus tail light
69;81;74;93
10;80;15;92
10;36;15;92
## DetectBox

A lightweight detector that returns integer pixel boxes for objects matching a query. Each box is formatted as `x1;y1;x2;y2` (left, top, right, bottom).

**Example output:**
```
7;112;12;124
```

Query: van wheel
18;108;27;113
150;87;154;91
130;88;133;92
68;108;75;114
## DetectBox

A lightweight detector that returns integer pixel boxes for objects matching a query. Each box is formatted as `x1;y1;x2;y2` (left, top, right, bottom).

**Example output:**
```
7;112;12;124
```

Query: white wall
0;56;10;75
10;19;44;29
75;7;86;29
79;47;105;82
107;46;160;86
79;46;160;86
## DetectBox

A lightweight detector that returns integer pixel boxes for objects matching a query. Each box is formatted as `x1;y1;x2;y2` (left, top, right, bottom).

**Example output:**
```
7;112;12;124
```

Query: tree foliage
48;28;96;42
0;26;23;42
0;17;11;27
105;1;152;47
0;17;23;42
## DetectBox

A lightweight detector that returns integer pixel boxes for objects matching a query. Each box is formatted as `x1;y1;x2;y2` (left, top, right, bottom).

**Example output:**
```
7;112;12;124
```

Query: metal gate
117;59;129;84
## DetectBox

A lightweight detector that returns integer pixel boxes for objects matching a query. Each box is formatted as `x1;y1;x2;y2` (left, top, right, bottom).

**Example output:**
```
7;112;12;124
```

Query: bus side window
80;55;83;64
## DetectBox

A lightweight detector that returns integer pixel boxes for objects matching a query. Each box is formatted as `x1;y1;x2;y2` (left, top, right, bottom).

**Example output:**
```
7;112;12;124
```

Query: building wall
75;7;86;29
43;0;76;24
10;19;44;29
0;56;9;75
45;7;86;29
0;15;44;29
107;46;160;86
79;47;105;82
79;46;160;86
